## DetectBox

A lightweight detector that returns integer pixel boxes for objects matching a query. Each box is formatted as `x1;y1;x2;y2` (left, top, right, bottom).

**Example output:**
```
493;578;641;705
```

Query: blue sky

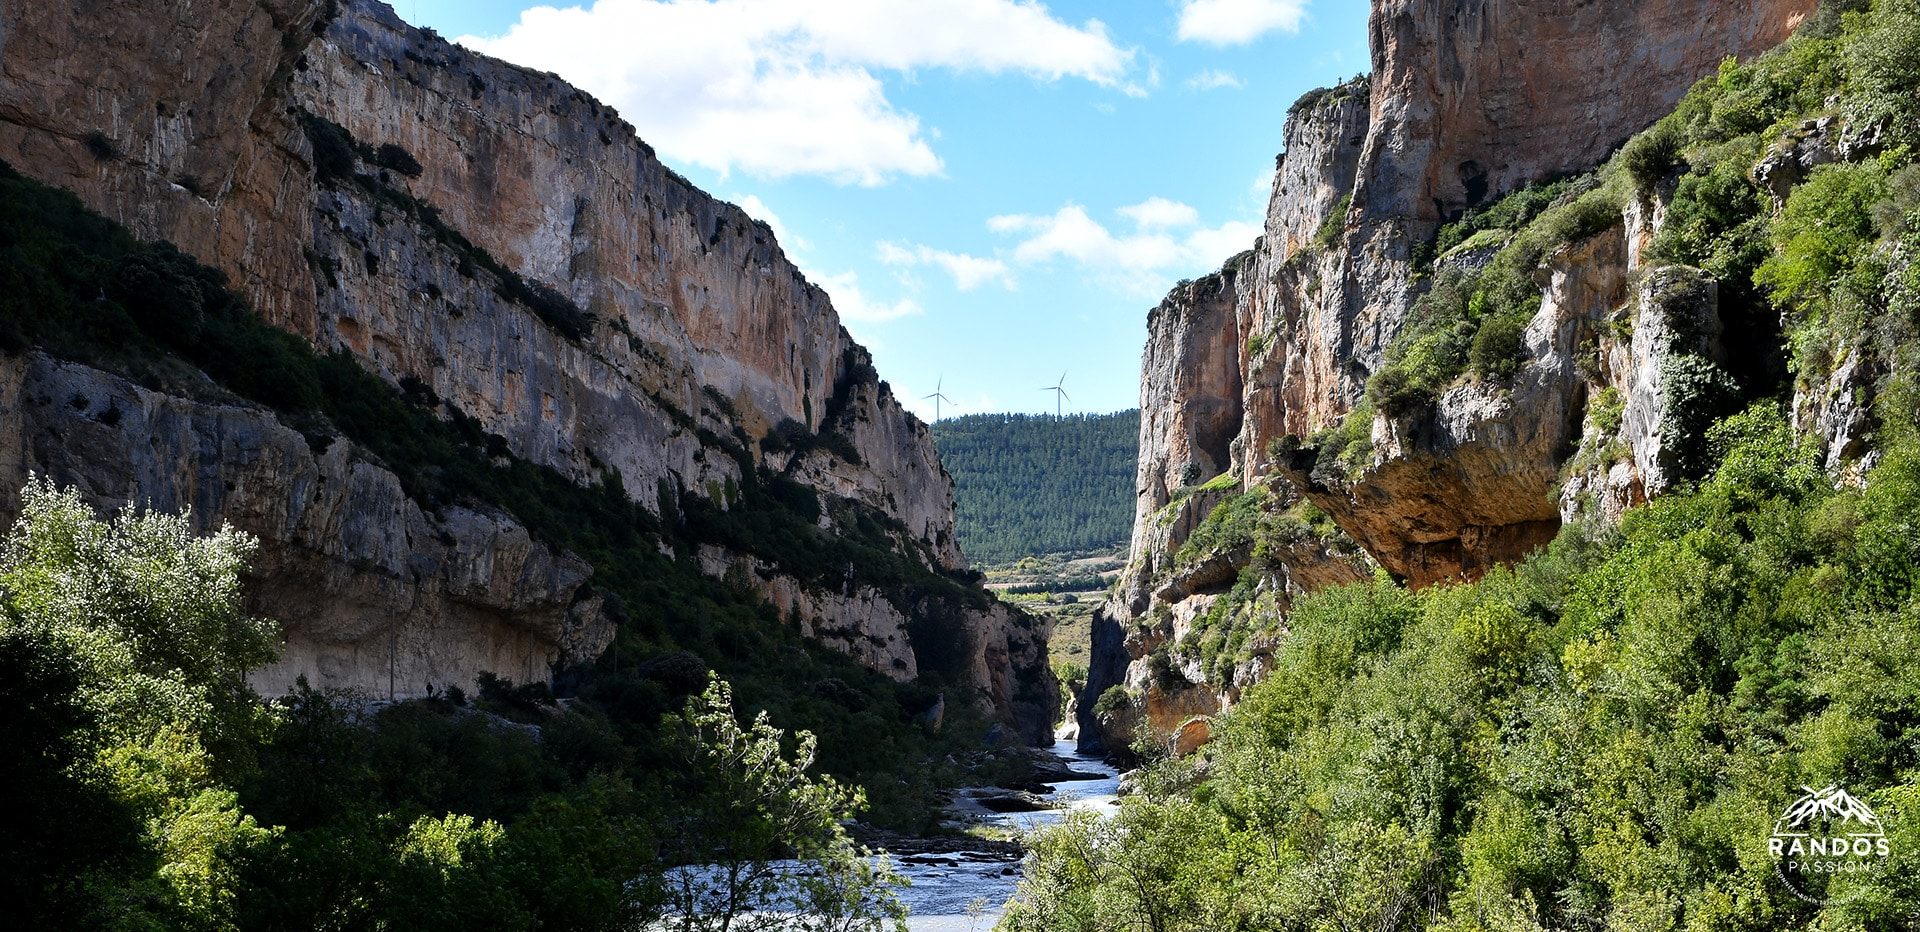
396;0;1370;418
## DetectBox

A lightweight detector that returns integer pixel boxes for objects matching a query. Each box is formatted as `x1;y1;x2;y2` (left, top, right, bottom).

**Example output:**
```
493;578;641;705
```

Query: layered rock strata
0;0;1052;736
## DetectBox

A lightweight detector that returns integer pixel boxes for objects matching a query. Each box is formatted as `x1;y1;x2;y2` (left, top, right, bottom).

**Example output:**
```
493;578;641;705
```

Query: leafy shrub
1468;313;1526;380
299;111;362;185
1423;173;1597;269
1588;386;1626;435
111;245;212;347
1650;160;1771;279
1620;116;1683;192
82;130;119;161
1845;0;1920;147
1365;364;1426;417
1093;686;1134;716
1659;354;1744;481
1758;160;1888;308
1174;486;1268;568
1308;404;1375;486
1312;194;1352;249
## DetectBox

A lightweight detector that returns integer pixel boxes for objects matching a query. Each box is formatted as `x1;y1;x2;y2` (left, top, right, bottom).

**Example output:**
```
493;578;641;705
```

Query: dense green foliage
1166;484;1364;691
0;152;1029;925
0;491;903;931
1011;405;1920;932
0;482;275;930
932;411;1139;564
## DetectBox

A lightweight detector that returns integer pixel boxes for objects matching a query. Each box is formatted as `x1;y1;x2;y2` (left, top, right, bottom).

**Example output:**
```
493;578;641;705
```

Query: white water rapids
895;740;1122;932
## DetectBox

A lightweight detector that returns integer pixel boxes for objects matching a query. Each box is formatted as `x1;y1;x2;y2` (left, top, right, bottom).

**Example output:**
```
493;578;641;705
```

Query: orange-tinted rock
0;0;1051;736
1173;717;1212;758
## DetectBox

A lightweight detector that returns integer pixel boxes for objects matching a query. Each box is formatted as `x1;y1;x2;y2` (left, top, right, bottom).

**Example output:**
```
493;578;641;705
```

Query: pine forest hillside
932;412;1140;564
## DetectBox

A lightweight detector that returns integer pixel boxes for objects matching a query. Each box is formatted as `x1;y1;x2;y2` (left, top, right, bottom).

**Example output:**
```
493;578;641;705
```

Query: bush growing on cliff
1307;403;1375;486
1093;685;1134;716
1172;484;1269;569
1621;115;1684;192
1311;194;1352;250
1377;179;1622;412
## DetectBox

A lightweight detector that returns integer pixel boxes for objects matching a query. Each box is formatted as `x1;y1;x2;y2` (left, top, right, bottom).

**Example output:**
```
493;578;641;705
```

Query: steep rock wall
1128;273;1245;579
0;353;611;698
1358;0;1812;224
293;2;963;566
1087;0;1814;754
0;0;1046;732
0;0;323;331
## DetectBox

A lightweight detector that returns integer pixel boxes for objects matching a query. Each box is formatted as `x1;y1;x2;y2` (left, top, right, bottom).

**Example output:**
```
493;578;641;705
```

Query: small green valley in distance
931;411;1138;728
931;411;1140;566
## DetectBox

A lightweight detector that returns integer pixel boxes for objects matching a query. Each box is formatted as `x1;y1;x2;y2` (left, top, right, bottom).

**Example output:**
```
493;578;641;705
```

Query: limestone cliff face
0;0;1047;735
293;2;963;567
1267;79;1371;260
1358;0;1812;225
1127;273;1246;584
1084;0;1814;754
0;0;323;330
0;353;610;697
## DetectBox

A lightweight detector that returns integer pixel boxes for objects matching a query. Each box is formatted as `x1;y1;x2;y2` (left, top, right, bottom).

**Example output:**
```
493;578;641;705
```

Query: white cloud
461;0;1134;186
1185;69;1244;90
732;194;805;251
877;242;1014;291
1176;0;1308;46
818;270;922;323
1116;196;1200;230
989;199;1260;294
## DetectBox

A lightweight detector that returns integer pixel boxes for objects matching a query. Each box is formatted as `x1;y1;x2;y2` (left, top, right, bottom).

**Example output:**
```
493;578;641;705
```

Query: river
893;740;1122;932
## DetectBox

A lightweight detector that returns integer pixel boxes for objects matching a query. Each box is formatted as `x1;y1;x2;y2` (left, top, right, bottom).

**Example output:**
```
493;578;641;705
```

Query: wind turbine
922;376;955;422
1041;371;1070;418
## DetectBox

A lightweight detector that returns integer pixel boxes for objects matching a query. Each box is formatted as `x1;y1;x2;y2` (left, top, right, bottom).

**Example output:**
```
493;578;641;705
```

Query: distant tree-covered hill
932;411;1140;564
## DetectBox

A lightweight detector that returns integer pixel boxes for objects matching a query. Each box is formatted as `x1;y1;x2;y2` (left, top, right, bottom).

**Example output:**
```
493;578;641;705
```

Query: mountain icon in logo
1773;785;1884;838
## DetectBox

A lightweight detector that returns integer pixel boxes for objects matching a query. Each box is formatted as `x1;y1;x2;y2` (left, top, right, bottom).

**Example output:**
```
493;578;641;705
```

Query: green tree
0;478;278;931
662;676;907;932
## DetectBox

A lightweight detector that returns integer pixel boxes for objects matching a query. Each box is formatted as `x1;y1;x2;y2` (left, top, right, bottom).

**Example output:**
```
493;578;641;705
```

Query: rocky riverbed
884;740;1123;932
